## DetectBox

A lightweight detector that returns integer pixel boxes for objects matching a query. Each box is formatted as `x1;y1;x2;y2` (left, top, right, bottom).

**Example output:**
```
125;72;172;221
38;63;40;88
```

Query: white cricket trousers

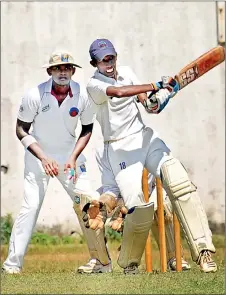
3;151;99;270
96;126;171;209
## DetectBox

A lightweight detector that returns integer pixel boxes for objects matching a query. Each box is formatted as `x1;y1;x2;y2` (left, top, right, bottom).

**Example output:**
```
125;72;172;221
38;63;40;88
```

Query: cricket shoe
123;263;139;275
1;266;21;274
77;258;112;274
197;250;217;273
168;257;191;271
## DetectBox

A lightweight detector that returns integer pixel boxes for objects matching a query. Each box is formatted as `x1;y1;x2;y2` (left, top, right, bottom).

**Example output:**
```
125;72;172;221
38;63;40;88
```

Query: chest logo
42;104;50;112
69;107;79;117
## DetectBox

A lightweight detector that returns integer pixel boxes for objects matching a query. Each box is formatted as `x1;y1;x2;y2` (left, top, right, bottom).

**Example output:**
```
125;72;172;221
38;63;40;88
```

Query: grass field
1;235;225;294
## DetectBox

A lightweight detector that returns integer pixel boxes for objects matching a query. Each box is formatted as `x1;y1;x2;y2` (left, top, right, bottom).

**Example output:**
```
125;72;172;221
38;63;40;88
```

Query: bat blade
175;45;225;90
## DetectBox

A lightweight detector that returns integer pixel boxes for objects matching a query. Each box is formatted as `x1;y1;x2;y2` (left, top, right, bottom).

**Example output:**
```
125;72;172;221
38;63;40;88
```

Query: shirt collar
51;87;73;98
45;78;78;98
94;68;124;83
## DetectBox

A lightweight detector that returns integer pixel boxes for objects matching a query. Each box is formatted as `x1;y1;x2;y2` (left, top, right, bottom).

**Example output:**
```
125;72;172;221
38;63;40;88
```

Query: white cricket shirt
18;78;95;163
87;66;145;141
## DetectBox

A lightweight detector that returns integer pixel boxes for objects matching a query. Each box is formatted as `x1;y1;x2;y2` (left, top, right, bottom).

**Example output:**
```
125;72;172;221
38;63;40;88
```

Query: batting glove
146;88;172;114
161;76;179;98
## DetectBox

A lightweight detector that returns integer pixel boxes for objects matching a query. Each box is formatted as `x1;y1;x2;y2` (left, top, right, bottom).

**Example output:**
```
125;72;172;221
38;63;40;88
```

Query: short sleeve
80;89;96;125
87;79;110;105
17;88;41;123
127;67;142;85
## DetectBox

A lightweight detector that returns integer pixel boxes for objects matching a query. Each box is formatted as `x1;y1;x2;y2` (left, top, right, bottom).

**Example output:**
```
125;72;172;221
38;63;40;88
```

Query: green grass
1;269;225;295
1;236;225;294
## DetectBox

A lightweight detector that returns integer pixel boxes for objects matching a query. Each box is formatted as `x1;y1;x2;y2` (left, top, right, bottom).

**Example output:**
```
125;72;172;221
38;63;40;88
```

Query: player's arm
106;83;160;98
136;93;148;104
127;67;180;114
87;78;160;105
64;91;95;180
16;119;58;177
106;70;179;113
68;123;93;161
140;77;180;114
105;66;159;98
88;74;178;112
69;91;95;160
16;91;49;160
16;119;47;160
17;90;58;176
64;123;93;182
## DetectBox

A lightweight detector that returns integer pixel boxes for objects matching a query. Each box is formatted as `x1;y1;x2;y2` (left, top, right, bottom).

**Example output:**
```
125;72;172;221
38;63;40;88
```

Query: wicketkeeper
77;172;191;274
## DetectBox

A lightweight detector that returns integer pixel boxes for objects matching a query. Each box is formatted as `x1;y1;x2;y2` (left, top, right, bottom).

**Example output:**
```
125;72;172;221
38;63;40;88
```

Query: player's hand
148;88;173;114
41;157;59;177
108;206;128;232
161;76;179;98
64;156;77;183
144;87;170;114
145;76;179;113
82;200;107;230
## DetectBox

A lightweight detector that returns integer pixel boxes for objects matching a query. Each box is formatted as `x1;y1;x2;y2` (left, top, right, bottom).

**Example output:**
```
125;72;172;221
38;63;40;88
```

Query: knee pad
161;157;192;198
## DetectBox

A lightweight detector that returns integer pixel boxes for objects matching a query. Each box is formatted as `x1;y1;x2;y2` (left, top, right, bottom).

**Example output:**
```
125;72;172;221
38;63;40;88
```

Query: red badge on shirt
69;107;79;117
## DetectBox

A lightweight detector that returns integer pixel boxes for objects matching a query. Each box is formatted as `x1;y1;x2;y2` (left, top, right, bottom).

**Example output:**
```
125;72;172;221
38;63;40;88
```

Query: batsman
79;38;217;274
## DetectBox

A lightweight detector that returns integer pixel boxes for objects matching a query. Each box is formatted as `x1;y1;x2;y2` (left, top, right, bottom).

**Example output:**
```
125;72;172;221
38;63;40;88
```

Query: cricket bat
174;45;225;90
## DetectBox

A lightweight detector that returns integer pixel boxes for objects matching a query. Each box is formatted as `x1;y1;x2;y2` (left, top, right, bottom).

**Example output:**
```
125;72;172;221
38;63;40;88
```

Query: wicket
142;168;182;273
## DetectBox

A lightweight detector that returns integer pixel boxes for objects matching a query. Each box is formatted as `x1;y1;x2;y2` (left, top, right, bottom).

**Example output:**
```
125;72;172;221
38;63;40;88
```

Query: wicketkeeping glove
108;205;128;232
82;200;108;230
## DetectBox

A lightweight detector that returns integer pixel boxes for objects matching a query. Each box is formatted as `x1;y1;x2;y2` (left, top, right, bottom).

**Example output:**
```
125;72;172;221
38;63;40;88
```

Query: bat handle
148;89;159;99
